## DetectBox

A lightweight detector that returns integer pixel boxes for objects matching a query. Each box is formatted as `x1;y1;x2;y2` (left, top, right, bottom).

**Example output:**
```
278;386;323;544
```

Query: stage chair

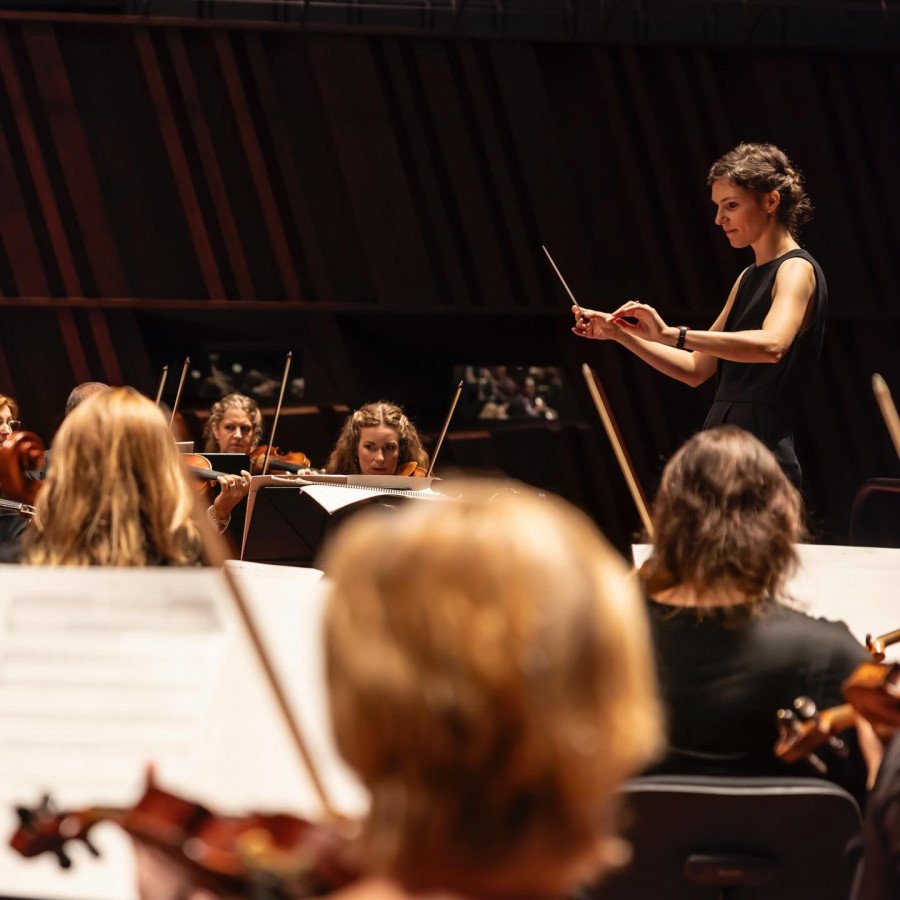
590;775;862;900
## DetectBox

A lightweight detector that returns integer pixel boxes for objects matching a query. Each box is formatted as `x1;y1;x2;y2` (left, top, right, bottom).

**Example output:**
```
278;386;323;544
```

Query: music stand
241;481;439;567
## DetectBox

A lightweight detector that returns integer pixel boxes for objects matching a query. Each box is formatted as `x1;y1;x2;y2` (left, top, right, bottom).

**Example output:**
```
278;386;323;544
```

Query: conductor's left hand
610;301;670;344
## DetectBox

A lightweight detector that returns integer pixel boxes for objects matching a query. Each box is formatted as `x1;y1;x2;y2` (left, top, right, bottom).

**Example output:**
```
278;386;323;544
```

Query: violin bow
261;352;292;477
154;365;169;407
866;624;900;661
169;357;190;427
426;380;463;478
873;374;900;462
192;491;336;819
582;364;654;538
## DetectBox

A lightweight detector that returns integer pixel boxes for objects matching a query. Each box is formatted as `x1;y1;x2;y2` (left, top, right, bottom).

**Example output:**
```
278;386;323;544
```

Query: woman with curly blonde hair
641;426;867;788
203;393;263;455
321;482;661;900
324;401;429;476
22;387;201;566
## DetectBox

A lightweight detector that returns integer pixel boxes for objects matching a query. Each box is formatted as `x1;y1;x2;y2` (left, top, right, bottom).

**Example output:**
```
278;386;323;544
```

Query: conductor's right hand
572;305;619;341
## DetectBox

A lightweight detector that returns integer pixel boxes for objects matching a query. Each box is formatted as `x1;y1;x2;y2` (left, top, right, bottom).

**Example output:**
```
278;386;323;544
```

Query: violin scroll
10;771;359;897
774;697;851;771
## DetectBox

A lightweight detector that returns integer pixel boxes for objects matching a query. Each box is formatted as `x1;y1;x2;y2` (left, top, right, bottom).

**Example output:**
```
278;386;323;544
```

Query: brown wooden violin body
250;445;312;476
396;461;426;477
11;772;358;898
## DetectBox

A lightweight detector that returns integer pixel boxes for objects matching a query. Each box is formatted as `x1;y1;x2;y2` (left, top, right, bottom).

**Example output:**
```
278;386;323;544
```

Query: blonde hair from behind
322;483;662;899
23;387;200;566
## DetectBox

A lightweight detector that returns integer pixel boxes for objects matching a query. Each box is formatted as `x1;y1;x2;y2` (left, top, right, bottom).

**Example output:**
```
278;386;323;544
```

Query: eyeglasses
0;420;20;432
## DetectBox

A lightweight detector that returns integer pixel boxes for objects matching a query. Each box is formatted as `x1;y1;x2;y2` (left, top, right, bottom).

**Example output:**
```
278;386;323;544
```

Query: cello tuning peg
54;847;72;869
827;735;849;758
83;836;101;857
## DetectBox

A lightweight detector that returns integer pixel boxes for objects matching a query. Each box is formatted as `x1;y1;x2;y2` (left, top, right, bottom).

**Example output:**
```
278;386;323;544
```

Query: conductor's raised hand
571;305;620;341
610;301;670;343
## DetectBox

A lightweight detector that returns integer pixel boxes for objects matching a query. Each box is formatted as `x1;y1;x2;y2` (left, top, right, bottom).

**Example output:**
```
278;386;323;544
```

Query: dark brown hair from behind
640;426;803;613
708;142;813;237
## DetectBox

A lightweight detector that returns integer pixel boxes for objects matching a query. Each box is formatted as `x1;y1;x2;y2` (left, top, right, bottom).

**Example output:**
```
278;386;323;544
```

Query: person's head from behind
641;426;803;611
325;401;428;476
708;142;812;246
203;393;262;454
322;483;661;898
65;381;110;417
25;387;199;566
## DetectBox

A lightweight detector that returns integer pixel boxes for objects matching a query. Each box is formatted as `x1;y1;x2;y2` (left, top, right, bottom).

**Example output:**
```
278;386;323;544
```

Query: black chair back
592;775;862;899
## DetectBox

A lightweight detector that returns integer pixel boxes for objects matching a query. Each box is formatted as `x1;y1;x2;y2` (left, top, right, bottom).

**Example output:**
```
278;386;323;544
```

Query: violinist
21;387;202;566
199;392;262;531
321;482;662;900
640;426;868;794
0;393;28;551
324;402;429;476
203;392;262;455
572;143;823;489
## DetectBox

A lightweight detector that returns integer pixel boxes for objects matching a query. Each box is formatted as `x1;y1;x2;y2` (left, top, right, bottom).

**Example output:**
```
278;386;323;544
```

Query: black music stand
240;484;434;567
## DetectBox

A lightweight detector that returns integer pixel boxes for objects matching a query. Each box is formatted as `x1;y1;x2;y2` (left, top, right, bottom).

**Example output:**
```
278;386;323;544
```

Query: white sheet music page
0;563;361;900
632;542;900;662
300;483;442;514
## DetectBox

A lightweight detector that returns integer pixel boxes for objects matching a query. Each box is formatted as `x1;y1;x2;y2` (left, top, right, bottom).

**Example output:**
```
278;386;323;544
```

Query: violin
0;431;45;510
396;461;427;477
10;770;359;898
249;445;312;476
843;661;900;732
775;664;900;770
774;627;900;769
182;453;249;494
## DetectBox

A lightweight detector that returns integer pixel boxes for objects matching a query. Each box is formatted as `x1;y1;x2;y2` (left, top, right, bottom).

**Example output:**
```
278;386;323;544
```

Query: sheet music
633;542;900;661
0;563;367;900
300;483;443;514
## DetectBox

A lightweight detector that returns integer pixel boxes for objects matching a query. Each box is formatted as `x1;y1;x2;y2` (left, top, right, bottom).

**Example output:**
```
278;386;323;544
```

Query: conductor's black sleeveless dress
702;249;827;489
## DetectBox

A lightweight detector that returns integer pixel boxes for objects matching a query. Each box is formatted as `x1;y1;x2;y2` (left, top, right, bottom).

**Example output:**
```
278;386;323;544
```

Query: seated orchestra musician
203;392;263;456
324;401;429;476
20;387;203;566
199;392;261;531
0;392;27;550
319;482;662;900
639;425;869;794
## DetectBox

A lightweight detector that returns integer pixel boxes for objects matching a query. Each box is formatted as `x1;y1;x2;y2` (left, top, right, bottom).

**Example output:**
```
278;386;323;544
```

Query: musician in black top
572;143;824;487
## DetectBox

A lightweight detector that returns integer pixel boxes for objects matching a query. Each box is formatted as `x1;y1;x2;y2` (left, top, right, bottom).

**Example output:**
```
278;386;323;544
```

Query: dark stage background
0;4;898;552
